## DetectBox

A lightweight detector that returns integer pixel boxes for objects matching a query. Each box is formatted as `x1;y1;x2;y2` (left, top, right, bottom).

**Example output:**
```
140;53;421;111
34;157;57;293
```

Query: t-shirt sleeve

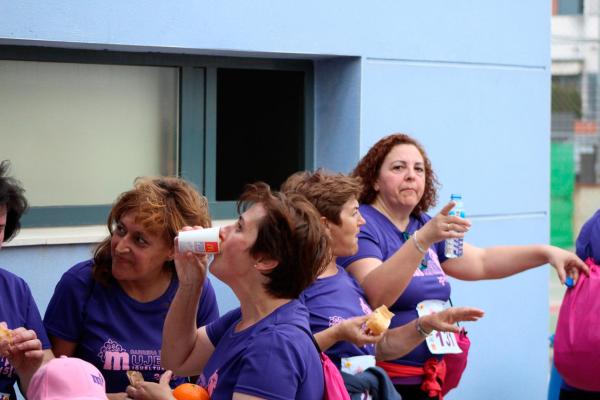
434;240;449;265
3;272;51;349
205;308;241;347
21;282;51;349
196;277;220;327
43;267;90;342
234;329;306;400
576;209;600;262
338;224;384;268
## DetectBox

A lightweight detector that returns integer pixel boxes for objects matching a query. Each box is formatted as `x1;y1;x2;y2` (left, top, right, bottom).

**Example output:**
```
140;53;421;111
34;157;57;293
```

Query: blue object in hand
565;276;574;288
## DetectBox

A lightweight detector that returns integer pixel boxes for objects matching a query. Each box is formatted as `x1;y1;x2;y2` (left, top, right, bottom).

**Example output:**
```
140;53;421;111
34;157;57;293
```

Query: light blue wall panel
1;1;548;67
445;215;550;399
360;59;550;217
0;245;94;315
359;59;551;399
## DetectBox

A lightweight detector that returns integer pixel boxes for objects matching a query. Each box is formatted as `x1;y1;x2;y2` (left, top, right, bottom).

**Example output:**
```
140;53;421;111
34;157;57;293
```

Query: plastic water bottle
445;194;465;258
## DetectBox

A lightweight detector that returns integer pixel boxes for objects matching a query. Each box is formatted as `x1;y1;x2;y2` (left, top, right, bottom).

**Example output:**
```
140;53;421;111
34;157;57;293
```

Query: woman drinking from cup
158;182;329;399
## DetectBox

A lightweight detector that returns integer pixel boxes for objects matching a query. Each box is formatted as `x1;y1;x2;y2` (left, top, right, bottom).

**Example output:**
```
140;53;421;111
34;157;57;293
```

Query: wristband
416;318;432;337
412;230;427;254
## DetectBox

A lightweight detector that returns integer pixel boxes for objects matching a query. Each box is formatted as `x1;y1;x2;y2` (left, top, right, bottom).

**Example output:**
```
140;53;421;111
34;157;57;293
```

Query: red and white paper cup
178;227;221;254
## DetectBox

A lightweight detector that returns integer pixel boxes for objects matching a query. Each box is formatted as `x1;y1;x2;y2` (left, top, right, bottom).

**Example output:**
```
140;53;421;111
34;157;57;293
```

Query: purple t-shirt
43;260;219;393
338;205;451;370
299;266;375;367
201;300;324;400
576;208;600;263
0;267;51;400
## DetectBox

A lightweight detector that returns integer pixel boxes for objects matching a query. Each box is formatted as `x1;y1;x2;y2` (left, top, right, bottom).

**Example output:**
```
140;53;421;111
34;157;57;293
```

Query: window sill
4;219;236;248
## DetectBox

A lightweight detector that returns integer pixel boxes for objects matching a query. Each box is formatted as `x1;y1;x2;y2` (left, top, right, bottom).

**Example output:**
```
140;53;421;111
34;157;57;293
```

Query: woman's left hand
126;370;176;400
420;307;484;334
547;246;589;285
173;226;210;288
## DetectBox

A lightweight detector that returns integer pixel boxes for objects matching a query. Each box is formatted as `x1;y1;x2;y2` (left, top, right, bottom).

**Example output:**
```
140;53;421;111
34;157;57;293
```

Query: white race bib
340;355;376;375
416;299;462;354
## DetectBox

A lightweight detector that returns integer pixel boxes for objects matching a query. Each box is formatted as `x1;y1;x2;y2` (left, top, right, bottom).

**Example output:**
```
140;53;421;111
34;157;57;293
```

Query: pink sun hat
27;356;107;400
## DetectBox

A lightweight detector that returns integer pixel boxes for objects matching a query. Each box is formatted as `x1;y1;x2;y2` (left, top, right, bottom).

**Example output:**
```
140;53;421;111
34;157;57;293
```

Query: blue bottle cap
565;276;574;288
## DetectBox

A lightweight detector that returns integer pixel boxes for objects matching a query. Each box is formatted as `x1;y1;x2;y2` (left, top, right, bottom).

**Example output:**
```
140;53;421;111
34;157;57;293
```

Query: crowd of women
0;133;590;400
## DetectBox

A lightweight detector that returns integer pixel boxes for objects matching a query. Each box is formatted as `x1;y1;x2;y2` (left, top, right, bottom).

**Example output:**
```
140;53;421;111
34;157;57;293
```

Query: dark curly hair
0;160;29;243
238;182;330;299
93;176;211;285
352;133;439;216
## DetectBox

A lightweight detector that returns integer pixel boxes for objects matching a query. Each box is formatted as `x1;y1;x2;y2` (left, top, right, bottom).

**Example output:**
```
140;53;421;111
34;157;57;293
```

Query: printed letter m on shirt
104;351;130;370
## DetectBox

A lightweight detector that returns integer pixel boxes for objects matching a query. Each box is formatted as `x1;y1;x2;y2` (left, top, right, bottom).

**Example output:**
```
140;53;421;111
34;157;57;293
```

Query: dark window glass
216;68;305;200
558;0;583;15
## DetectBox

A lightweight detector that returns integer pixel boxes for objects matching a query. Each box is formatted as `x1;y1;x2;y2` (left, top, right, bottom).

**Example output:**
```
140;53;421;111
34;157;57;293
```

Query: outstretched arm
442;243;588;284
313;315;383;351
375;307;484;361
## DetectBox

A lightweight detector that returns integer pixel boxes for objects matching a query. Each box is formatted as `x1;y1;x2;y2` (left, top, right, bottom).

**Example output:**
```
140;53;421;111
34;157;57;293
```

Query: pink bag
554;258;600;392
441;328;470;395
320;351;351;400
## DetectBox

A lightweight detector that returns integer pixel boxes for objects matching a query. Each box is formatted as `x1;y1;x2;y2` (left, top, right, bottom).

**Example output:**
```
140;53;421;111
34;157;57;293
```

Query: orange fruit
172;383;209;400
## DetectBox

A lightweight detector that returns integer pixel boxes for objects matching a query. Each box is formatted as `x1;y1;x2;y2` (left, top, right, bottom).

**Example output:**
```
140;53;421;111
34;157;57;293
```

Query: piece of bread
366;305;394;335
0;326;12;345
126;370;144;386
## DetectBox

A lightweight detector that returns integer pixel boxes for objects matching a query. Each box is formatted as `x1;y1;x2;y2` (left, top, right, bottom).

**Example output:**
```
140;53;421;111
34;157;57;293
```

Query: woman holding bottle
283;170;484;399
337;133;588;399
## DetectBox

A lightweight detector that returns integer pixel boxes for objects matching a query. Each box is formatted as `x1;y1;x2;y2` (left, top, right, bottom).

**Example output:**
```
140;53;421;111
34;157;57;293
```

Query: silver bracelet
412;230;427;254
416;318;432;337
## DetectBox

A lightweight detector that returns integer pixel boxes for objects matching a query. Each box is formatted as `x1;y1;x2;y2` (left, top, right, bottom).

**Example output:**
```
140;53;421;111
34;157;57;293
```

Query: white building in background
552;0;600;182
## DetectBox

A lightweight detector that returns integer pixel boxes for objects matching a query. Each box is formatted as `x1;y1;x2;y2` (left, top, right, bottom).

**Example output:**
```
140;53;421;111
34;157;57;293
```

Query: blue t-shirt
200;300;324;400
0;267;51;400
299;266;375;367
338;205;451;369
43;260;219;393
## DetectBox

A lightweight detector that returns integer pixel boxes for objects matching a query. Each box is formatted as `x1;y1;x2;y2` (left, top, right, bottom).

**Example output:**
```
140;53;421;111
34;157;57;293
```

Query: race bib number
416;299;462;355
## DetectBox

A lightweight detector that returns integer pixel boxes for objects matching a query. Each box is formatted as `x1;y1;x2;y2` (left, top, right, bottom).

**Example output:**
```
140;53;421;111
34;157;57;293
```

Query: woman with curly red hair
338;133;588;399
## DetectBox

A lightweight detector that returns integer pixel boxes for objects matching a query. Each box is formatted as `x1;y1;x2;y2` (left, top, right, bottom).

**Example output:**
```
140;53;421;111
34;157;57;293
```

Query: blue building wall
1;1;551;399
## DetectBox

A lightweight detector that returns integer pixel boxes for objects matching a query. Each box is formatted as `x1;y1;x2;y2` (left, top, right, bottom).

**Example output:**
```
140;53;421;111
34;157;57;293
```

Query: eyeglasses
401;231;429;271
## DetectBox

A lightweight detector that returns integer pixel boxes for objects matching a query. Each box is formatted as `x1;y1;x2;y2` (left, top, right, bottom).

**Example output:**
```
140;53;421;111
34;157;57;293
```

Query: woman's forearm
375;319;424;361
352;238;425;308
161;283;203;372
